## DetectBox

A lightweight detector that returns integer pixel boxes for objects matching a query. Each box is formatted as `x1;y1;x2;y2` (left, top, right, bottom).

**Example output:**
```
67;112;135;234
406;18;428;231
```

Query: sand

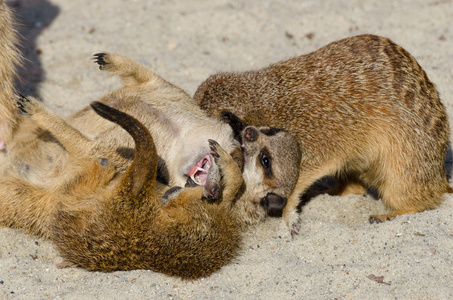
1;0;453;298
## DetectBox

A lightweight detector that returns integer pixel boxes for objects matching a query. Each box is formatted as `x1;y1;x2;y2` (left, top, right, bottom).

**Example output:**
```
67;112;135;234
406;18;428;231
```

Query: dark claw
369;216;383;224
208;139;220;159
13;93;30;114
92;53;107;69
290;222;300;239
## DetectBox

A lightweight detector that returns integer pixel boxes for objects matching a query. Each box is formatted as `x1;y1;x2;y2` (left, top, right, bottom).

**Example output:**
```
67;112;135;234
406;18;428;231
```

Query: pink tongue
187;155;211;177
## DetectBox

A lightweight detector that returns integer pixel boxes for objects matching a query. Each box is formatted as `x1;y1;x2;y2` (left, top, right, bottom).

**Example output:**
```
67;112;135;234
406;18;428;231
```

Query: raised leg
93;52;161;86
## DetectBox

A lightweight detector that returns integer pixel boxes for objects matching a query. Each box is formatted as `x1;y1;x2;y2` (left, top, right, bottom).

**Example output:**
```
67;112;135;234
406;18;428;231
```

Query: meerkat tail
90;101;158;199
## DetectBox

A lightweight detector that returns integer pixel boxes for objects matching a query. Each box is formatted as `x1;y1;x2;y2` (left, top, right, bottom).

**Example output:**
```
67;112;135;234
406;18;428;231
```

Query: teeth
190;174;202;185
190;167;207;186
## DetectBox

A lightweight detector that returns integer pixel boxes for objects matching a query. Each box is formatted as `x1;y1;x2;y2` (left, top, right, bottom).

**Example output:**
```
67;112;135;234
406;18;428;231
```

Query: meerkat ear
220;111;245;141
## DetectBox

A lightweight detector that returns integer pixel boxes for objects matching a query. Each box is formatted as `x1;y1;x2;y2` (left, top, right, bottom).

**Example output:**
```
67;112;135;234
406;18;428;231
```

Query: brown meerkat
0;0;298;223
0;47;300;225
1;94;243;279
82;53;301;224
194;34;451;235
0;1;22;149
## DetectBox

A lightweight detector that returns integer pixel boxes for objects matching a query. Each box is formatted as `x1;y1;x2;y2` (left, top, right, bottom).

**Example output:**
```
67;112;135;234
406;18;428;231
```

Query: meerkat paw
208;139;229;166
13;94;43;116
369;210;402;224
208;139;243;203
56;259;77;269
209;139;241;180
93;52;112;70
283;210;302;238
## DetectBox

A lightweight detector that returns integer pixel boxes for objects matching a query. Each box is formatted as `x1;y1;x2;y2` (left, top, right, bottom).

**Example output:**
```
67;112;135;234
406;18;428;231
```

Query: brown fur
0;7;293;276
0;1;22;147
0;44;245;276
74;53;301;225
194;34;451;235
3;95;243;279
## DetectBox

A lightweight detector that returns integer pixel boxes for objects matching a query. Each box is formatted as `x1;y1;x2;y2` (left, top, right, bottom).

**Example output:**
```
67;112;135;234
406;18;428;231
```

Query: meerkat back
194;34;450;229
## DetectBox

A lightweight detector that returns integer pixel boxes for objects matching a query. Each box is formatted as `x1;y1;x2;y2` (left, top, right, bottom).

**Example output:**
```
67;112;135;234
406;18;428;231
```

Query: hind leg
93;52;158;86
328;175;367;196
368;160;446;223
0;176;55;237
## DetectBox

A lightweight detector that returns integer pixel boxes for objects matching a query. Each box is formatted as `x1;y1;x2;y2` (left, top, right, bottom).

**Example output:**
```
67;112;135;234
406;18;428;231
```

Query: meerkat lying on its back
0;2;300;224
68;53;301;225
194;34;451;235
1;95;243;279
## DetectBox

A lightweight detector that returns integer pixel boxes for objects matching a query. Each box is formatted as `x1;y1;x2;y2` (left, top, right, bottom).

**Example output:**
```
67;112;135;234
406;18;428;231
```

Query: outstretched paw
93;52;109;70
208;139;228;165
13;94;40;116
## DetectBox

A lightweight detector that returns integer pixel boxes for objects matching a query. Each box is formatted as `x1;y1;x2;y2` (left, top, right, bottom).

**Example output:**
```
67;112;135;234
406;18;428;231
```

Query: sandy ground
1;0;453;298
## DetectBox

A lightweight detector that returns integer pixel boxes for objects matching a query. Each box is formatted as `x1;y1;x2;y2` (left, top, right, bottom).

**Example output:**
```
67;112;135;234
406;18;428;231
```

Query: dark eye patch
259;147;273;177
260;127;283;136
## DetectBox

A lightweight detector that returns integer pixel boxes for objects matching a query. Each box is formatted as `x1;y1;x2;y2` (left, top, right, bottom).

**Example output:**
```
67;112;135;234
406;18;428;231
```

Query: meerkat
68;53;300;223
0;1;22;149
0;4;299;223
194;34;451;235
220;111;301;219
1;94;243;279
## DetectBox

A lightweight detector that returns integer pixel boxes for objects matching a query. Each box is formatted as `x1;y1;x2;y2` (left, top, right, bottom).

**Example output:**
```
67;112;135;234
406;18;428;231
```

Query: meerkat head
221;111;301;217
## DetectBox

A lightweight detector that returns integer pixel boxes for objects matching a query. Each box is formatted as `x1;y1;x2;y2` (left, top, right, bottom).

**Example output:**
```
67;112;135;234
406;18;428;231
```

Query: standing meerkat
194;34;451;235
0;1;22;149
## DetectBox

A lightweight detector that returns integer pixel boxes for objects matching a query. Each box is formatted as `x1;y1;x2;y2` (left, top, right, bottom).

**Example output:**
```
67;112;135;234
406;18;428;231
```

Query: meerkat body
194;34;451;234
0;1;22;148
1;95;243;279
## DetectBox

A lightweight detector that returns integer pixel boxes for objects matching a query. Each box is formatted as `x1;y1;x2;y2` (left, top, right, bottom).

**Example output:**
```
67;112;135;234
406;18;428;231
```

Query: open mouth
187;154;212;186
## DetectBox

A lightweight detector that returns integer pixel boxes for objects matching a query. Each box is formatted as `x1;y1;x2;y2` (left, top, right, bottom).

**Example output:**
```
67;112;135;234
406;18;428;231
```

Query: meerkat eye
261;154;270;168
259;148;272;177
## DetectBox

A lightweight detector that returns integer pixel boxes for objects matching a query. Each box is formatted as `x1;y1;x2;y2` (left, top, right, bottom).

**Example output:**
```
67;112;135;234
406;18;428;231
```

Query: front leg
14;94;95;159
208;139;243;209
282;169;324;238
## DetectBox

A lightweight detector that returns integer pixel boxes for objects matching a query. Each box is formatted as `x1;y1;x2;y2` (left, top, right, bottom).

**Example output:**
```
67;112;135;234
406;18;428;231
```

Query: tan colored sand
1;0;453;298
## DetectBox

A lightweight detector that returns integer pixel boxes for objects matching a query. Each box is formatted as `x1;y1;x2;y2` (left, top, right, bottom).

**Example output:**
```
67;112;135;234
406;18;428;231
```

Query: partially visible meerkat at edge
0;1;22;149
194;34;451;235
7;94;243;279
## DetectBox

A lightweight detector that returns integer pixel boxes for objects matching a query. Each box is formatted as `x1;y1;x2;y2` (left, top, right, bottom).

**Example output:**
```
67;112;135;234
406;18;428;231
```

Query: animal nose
207;184;221;201
244;127;258;142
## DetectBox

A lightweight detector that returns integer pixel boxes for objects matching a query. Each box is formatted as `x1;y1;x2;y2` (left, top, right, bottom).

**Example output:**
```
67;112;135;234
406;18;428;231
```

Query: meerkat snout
244;127;258;142
260;193;287;217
